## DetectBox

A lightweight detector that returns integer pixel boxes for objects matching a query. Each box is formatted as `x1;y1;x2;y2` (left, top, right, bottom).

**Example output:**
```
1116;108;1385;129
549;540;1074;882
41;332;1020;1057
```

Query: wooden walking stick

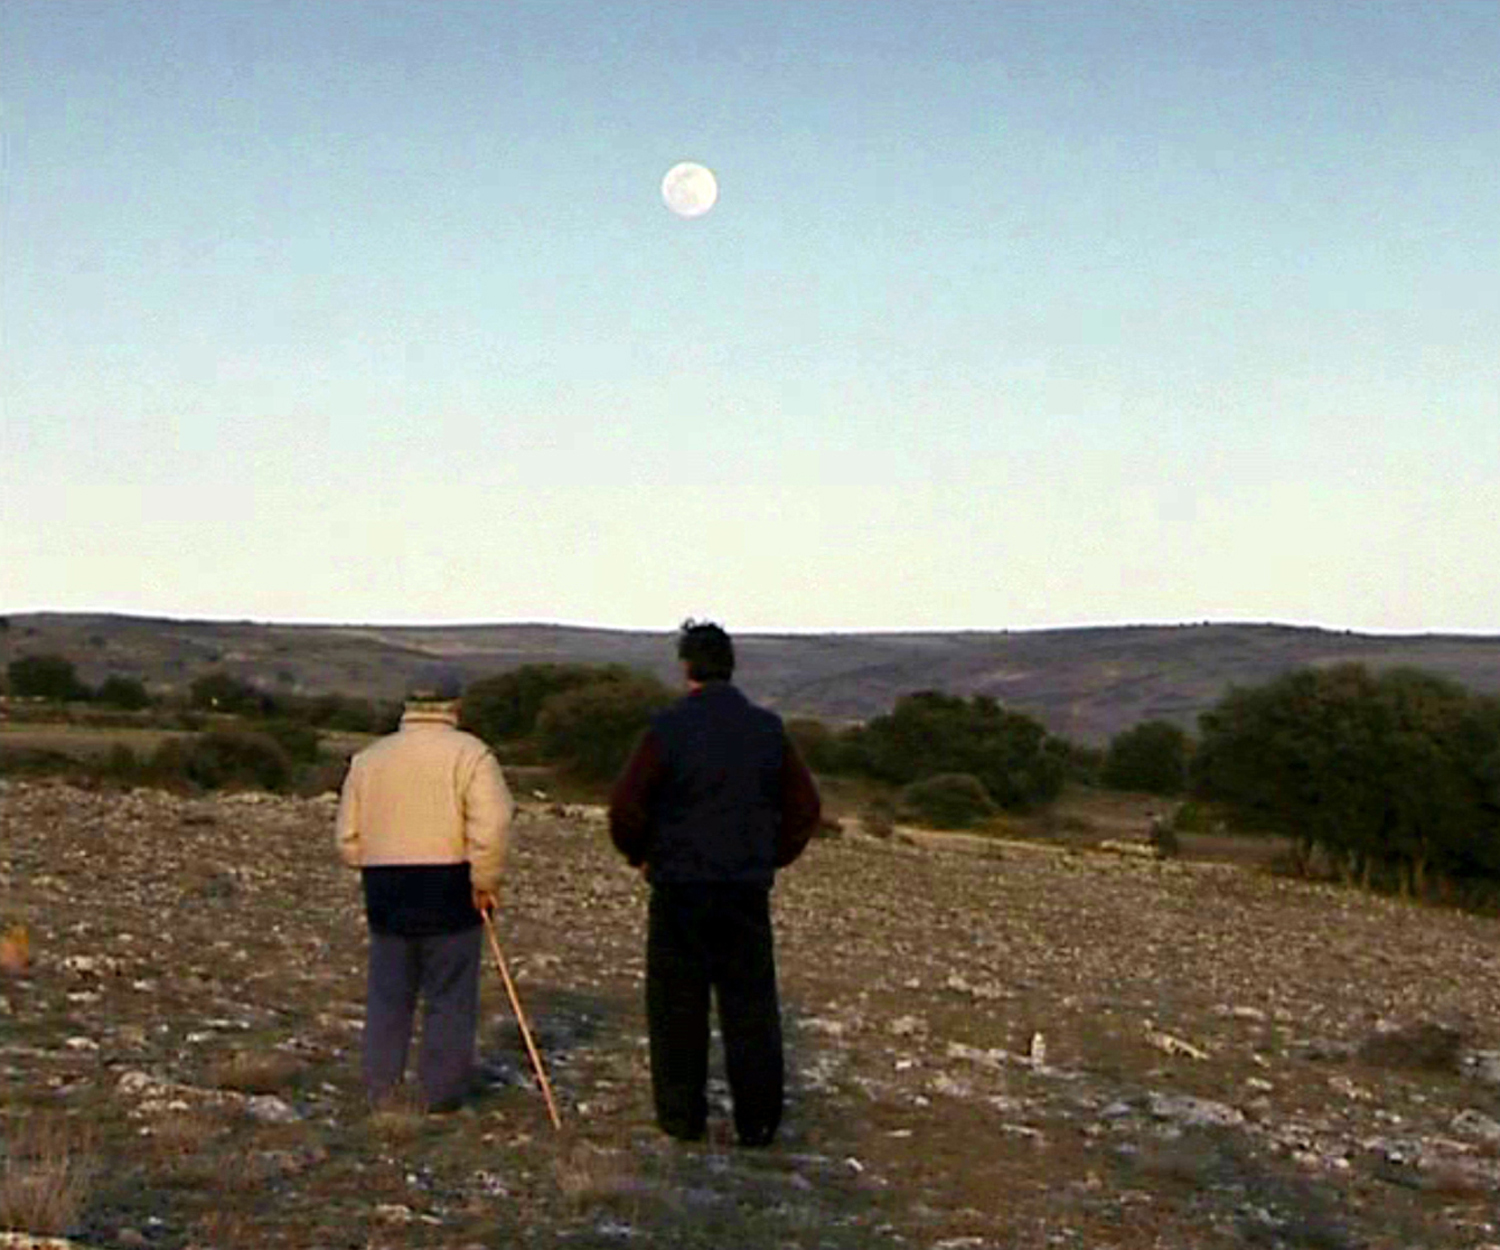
481;911;562;1130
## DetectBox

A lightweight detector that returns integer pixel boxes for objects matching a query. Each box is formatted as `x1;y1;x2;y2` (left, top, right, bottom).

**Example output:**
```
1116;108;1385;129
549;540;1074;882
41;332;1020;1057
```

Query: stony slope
3;780;1500;1248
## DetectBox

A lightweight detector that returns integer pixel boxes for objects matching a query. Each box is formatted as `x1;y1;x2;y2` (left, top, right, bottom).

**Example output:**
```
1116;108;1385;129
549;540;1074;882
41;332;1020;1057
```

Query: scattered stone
1145;1092;1244;1129
246;1094;300;1124
1451;1109;1500;1143
1145;1029;1210;1061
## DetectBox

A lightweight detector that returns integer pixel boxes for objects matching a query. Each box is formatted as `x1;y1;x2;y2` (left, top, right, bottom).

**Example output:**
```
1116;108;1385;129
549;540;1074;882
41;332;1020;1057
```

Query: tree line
9;650;1500;902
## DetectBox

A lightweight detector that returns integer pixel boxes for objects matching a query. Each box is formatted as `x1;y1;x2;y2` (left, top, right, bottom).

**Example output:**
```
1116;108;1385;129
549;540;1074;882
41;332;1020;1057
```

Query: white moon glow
661;162;718;218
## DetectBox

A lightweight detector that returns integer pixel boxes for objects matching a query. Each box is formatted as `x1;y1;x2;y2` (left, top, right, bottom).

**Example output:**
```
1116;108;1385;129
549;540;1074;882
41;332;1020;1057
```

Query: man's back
648;683;787;883
339;714;508;871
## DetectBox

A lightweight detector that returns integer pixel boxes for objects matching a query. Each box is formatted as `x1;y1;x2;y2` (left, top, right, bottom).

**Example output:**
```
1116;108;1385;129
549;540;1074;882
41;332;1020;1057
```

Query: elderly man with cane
609;620;822;1147
336;670;513;1113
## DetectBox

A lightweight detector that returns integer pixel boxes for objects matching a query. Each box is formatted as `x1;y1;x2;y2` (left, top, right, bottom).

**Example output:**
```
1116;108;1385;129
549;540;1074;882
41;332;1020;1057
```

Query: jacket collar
400;703;460;729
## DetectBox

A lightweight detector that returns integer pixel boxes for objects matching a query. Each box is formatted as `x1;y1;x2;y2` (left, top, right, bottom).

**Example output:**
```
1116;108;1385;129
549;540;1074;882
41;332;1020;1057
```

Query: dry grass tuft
0;1114;93;1236
551;1139;634;1205
365;1088;429;1145
144;1109;234;1189
205;1048;303;1095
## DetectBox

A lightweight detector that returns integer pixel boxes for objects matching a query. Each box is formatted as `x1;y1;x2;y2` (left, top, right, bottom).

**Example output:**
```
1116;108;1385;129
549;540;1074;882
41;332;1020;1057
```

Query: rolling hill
4;612;1500;744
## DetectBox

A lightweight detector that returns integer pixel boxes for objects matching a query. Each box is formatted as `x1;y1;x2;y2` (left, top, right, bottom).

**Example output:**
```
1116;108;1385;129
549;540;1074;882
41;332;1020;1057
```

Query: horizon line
5;607;1500;641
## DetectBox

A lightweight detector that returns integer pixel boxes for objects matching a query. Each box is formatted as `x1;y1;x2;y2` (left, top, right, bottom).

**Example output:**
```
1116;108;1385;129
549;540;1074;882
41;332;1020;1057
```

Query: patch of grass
551;1139;633;1204
0;1114;94;1236
365;1088;429;1145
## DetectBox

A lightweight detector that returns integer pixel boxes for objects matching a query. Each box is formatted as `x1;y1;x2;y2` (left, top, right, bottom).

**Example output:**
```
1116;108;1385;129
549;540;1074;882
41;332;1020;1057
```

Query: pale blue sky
3;1;1497;631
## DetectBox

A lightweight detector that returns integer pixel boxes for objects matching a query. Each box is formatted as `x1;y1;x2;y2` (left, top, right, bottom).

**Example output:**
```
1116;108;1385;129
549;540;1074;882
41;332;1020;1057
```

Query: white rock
247;1094;299;1124
1452;1109;1500;1143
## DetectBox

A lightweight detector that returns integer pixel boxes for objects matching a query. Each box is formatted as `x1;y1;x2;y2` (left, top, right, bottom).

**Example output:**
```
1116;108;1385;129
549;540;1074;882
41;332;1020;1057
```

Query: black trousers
646;882;784;1145
363;925;481;1111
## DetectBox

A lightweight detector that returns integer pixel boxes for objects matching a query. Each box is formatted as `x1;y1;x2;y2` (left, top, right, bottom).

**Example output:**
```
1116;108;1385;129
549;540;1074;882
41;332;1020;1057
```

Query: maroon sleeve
609;728;664;867
774;734;822;869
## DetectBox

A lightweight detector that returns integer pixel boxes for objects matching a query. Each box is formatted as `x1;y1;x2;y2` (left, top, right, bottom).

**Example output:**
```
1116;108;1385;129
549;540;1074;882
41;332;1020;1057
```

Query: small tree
1193;663;1500;892
1102;720;1190;795
7;654;87;701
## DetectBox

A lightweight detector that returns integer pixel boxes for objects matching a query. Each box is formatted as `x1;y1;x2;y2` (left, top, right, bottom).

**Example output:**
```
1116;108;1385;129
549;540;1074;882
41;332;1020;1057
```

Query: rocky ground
3;777;1500;1249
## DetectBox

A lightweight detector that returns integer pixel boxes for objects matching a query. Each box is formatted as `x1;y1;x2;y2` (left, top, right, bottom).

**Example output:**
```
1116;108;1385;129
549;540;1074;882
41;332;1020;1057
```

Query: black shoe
660;1122;706;1144
737;1126;777;1148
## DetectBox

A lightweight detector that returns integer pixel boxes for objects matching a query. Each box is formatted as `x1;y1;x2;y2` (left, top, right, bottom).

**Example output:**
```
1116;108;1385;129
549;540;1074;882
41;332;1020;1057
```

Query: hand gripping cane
481;911;562;1130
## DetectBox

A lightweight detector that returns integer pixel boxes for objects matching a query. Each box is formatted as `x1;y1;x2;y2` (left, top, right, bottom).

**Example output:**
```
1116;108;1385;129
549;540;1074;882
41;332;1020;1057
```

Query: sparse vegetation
0;1114;94;1237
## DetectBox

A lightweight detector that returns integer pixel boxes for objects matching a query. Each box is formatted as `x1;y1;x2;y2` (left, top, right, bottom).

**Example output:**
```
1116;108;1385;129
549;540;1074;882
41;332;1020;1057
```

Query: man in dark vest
609;620;821;1147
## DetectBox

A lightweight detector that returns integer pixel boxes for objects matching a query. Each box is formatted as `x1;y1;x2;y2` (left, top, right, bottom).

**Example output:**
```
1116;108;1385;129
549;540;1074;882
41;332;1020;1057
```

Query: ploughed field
3;779;1500;1250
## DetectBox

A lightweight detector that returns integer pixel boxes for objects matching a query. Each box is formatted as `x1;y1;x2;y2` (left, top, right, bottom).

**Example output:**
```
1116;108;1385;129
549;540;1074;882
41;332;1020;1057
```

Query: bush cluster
5;655;392;734
461;663;673;783
788;691;1071;820
1193;663;1500;895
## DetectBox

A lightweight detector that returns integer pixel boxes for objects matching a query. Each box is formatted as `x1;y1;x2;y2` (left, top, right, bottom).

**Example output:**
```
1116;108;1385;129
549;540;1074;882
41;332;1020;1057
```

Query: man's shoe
737;1126;777;1148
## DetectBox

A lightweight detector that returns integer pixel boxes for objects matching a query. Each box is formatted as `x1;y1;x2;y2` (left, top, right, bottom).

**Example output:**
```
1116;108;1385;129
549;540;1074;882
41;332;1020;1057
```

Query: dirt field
3;779;1500;1249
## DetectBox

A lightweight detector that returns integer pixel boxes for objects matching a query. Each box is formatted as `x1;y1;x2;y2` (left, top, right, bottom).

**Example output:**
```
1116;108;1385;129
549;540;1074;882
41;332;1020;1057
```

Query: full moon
661;161;718;218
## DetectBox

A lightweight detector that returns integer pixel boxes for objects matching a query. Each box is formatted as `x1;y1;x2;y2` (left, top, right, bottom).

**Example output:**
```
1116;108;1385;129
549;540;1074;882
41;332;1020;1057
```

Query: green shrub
461;664;631;746
190;671;276;716
299;693;384;733
7;654;89;702
102;743;144;783
785;717;846;774
898;773;998;830
534;672;673;782
96;675;152;711
153;730;292;792
259;719;322;765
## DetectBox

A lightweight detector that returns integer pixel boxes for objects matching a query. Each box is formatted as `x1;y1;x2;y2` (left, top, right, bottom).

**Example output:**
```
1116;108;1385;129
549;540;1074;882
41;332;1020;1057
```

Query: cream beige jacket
335;707;512;893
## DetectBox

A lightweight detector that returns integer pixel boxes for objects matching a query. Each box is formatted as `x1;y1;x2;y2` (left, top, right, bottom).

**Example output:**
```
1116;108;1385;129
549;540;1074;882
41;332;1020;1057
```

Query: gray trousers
363;925;481;1110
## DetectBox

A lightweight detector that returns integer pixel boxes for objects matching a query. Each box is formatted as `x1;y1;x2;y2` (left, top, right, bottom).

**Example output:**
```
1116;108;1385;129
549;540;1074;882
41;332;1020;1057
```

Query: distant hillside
4;612;1500;744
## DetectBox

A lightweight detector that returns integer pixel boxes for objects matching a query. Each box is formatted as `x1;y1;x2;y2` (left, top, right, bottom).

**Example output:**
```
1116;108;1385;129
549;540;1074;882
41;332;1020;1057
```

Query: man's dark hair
677;619;734;683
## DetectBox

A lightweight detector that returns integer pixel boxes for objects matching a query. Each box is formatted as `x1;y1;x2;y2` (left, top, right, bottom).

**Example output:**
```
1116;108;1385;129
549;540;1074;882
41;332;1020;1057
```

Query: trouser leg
416;925;482;1110
363;930;419;1102
712;886;784;1145
646;887;711;1140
